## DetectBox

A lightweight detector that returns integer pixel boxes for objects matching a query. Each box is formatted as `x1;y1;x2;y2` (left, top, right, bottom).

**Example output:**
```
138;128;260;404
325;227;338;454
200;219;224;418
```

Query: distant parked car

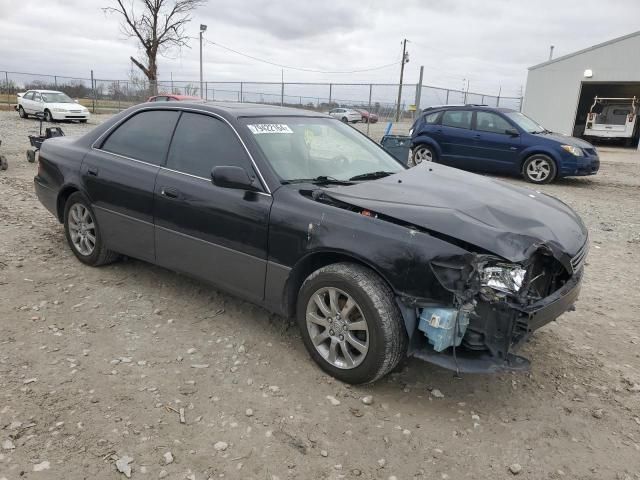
147;94;202;102
410;105;600;184
17;90;90;123
355;109;379;124
328;108;361;123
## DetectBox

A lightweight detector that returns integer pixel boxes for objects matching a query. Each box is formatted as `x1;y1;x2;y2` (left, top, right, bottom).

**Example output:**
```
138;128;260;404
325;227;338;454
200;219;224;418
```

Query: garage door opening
573;81;640;148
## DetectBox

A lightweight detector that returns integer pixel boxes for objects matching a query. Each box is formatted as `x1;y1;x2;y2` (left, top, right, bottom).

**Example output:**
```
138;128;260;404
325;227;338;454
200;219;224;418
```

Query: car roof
422;104;517;114
141;101;331;119
29;90;64;94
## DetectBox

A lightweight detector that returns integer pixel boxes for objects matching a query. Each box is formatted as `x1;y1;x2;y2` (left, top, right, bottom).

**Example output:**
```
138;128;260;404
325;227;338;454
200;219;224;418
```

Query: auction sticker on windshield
247;124;293;134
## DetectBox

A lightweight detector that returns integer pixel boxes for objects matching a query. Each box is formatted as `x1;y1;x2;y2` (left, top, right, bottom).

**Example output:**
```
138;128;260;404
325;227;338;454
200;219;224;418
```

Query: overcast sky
1;0;639;98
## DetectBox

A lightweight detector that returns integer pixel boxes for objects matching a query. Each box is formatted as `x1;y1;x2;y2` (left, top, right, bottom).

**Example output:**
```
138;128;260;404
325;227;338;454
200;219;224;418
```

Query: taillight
629;114;635;123
37;158;43;176
588;113;594;121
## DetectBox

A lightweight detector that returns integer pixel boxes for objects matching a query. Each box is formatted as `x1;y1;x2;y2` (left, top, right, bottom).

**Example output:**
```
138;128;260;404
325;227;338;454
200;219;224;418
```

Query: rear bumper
34;177;58;219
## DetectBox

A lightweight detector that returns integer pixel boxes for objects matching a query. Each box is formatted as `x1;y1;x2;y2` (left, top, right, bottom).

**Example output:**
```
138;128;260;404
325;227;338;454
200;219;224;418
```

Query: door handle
160;187;180;199
87;167;98;176
474;134;482;139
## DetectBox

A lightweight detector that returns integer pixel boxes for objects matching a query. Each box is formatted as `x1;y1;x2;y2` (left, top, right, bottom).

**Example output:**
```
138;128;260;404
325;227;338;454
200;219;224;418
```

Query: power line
202;39;401;74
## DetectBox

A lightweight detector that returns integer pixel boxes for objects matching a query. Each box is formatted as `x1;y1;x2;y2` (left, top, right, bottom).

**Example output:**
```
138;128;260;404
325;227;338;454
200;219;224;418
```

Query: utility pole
548;45;555;61
199;24;207;98
395;38;409;122
414;65;424;112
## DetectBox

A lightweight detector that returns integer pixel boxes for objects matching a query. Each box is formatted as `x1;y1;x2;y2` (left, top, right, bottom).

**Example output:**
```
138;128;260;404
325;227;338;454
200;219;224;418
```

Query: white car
328;108;361;123
17;90;90;122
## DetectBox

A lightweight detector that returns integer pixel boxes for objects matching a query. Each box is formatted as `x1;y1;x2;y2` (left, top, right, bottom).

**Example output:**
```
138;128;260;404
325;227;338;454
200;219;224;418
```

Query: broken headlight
481;264;527;293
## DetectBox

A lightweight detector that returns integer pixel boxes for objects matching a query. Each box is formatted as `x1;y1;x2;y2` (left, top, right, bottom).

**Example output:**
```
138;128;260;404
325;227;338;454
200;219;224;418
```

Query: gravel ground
1;110;639;480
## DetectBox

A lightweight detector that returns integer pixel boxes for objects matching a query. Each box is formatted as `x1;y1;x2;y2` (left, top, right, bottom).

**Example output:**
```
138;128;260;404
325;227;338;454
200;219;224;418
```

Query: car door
21;91;34;113
82;109;181;262
438;109;476;169
469;111;522;173
154;111;273;303
32;92;45;115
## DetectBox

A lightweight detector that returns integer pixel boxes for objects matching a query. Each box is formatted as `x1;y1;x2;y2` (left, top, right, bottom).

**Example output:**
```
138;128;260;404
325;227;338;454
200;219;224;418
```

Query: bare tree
104;0;205;89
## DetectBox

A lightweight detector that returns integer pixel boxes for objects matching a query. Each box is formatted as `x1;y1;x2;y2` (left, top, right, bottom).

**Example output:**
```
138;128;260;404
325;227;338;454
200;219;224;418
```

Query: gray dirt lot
1;111;639;480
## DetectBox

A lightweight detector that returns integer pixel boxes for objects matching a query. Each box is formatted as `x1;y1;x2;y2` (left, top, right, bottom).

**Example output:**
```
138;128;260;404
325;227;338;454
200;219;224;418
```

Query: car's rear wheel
44;110;54;122
0;155;7;170
297;263;408;384
64;192;119;266
18;106;28;119
411;144;436;166
523;154;556;184
341;116;348;123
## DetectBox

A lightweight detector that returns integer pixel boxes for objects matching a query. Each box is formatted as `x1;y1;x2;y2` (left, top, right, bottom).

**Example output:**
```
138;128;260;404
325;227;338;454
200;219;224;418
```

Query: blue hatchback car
409;105;600;184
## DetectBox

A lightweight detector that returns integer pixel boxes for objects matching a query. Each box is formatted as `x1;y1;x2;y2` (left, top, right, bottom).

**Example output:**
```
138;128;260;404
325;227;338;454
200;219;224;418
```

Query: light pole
199;24;207;98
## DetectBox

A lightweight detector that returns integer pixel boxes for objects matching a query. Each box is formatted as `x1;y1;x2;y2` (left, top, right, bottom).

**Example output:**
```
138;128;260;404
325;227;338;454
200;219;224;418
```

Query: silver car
328;108;362;123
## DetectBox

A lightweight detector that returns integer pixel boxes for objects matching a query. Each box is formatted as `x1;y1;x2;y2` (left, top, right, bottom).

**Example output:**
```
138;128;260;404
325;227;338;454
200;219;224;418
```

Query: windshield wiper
348;171;394;181
283;176;352;185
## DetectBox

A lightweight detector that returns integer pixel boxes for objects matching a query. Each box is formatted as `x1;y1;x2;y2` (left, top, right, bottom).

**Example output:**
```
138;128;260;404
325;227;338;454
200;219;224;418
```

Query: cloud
0;0;638;100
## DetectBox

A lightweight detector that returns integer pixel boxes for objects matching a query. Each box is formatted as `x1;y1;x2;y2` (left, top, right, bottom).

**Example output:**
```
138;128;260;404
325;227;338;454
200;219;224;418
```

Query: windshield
504;111;546;133
41;92;74;103
242;117;404;182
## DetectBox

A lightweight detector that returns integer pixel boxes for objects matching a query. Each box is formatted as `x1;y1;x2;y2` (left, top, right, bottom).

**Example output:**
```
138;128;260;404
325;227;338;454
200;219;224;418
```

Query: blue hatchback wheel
523;154;557;184
412;145;435;166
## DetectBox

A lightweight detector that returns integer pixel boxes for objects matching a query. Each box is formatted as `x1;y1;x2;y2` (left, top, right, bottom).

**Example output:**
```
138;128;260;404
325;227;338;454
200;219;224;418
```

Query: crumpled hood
538;131;594;149
322;164;588;264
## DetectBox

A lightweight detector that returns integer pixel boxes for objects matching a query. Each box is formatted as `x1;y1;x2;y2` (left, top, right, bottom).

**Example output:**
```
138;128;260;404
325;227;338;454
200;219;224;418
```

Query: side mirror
212;166;259;191
505;128;519;136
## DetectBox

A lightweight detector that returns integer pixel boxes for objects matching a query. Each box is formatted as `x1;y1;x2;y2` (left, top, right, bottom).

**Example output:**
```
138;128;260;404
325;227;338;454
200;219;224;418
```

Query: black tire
44;110;54;122
522;154;557;184
80;119;88;124
341;116;348;123
18;106;28;119
63;192;119;267
26;149;36;163
0;155;7;171
411;144;437;166
296;262;408;384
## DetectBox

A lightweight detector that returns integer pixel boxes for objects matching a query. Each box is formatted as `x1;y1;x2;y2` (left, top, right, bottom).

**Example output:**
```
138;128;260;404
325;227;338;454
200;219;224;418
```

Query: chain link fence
1;70;522;123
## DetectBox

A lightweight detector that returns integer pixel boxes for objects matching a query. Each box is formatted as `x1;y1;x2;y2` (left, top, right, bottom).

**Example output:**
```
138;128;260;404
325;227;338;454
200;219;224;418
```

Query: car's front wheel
64;192;119;266
18;106;28;119
523;154;557;184
44;110;54;122
297;263;408;384
411;144;436;166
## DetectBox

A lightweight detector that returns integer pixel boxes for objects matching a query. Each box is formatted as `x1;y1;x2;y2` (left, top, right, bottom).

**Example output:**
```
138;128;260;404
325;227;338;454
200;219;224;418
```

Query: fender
517;146;560;169
410;134;443;158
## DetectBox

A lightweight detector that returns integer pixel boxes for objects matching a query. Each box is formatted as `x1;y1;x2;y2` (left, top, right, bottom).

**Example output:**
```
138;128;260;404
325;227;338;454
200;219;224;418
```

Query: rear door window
441;110;472;129
101;110;180;165
166;112;253;179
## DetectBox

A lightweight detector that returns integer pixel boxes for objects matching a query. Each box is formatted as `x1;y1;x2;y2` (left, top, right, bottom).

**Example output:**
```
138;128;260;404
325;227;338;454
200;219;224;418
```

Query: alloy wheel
413;146;433;164
526;158;551;181
305;287;369;369
67;203;96;256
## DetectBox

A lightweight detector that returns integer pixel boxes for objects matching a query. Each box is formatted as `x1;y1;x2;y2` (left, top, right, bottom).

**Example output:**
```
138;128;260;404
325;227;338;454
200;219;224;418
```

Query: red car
355;109;379;123
147;94;201;102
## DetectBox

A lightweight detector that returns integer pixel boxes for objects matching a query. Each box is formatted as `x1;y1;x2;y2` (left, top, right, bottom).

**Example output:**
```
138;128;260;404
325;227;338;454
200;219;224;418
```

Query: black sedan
34;102;588;384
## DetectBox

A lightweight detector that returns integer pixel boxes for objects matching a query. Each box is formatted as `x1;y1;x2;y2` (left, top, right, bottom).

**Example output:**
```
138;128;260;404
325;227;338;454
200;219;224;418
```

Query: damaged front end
406;244;586;373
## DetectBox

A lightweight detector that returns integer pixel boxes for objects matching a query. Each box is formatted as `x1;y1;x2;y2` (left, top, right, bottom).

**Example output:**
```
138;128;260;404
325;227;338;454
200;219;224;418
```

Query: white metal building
522;31;640;146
